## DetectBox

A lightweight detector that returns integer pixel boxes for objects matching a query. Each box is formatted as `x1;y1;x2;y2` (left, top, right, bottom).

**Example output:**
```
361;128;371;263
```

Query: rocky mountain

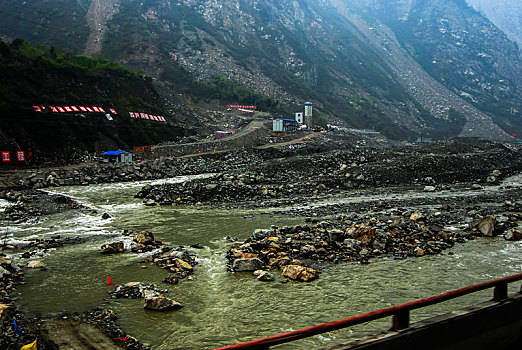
1;0;521;141
466;0;522;53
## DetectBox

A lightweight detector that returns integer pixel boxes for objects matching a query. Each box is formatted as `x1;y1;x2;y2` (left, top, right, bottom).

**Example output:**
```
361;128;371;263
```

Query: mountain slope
0;0;521;141
0;40;186;164
466;0;522;53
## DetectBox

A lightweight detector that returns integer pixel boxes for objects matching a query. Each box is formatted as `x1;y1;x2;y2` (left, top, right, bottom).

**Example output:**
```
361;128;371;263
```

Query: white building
295;112;304;124
304;102;313;127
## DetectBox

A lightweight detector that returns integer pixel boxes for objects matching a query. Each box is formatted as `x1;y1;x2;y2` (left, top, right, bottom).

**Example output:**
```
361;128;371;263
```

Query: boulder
281;265;319;282
133;231;155;245
257;271;275;282
413;247;425;257
477;216;496;236
504;228;522;241
0;303;15;321
144;295;183;311
101;241;125;254
175;258;193;271
423;186;436;192
27;260;45;269
0;266;11;278
163;274;179;284
232;258;264;272
144;199;156;206
252;229;271;239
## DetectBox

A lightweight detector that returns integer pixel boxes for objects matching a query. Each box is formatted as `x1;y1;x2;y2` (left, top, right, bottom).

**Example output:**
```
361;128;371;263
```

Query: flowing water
4;175;522;349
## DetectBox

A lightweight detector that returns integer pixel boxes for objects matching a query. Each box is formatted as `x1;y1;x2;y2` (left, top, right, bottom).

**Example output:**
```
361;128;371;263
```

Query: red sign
129;111;166;123
17;151;25;161
2;151;10;162
226;105;256;109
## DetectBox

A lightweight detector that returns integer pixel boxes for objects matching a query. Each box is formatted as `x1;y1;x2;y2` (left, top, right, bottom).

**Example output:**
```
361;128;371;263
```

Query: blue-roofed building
101;151;133;163
273;118;299;133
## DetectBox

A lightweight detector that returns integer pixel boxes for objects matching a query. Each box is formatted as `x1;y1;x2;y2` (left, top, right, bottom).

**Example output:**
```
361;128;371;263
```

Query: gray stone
101;241;125;254
0;266;11;279
423;185;436;192
257;271;275;282
504;228;522;241
232;258;264;272
478;216;496;236
252;228;271;239
27;260;45;269
144;295;183;311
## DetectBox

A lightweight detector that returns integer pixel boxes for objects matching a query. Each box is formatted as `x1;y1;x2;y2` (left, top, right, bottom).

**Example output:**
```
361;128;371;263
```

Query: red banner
226;105;256;109
2;151;10;162
17;151;25;161
34;105;117;114
129;111;166;123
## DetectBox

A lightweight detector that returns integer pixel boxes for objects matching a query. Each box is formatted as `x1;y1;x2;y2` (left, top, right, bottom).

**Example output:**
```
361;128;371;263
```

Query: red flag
107;274;116;285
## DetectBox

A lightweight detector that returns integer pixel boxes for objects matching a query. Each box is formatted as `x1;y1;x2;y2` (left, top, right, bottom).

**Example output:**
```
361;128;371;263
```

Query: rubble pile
227;210;522;282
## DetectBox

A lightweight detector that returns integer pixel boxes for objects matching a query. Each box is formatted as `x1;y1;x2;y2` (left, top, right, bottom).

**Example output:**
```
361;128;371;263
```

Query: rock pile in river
227;208;522;281
141;247;198;285
0;190;82;223
109;282;168;299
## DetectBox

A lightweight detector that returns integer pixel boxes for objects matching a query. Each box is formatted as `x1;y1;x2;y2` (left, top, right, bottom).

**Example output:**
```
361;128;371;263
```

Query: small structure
273;119;299;135
101;151;132;163
295;112;304;124
215;130;236;139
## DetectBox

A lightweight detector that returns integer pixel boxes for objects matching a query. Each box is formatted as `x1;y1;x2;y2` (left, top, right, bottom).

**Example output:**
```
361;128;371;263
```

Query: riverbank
1;135;522;349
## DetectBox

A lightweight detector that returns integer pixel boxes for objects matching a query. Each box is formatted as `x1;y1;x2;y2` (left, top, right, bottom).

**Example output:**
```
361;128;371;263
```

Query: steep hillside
0;0;521;141
466;0;522;52
0;39;186;164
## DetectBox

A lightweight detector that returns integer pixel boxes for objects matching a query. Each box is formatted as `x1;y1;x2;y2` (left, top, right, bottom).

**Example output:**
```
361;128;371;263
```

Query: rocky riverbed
0;189;84;224
136;138;522;209
1;135;522;348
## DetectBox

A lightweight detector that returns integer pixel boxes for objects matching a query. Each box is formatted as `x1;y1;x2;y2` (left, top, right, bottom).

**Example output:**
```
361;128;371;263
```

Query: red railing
215;272;522;350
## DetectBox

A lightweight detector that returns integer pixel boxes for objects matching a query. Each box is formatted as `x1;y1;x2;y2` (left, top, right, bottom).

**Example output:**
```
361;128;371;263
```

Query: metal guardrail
214;273;522;350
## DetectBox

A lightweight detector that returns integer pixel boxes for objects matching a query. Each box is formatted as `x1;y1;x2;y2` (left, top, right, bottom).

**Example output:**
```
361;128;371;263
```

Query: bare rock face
144;295;183;311
281;265;319;282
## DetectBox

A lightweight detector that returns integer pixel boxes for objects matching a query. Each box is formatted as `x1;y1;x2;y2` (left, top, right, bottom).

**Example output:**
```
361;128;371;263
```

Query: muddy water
6;175;522;349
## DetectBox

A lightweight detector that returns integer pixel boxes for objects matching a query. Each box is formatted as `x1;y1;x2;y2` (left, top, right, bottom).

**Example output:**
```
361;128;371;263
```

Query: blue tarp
101;151;126;156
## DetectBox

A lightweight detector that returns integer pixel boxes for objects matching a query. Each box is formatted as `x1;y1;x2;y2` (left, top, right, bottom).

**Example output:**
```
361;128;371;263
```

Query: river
5;175;522;349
